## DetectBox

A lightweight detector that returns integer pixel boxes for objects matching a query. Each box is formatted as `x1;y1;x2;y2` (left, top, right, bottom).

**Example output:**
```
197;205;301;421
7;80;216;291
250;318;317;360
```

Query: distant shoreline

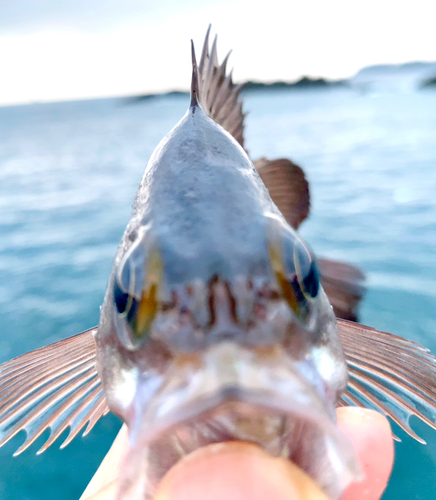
421;77;436;88
1;61;435;109
126;76;348;104
242;76;348;90
125;61;436;104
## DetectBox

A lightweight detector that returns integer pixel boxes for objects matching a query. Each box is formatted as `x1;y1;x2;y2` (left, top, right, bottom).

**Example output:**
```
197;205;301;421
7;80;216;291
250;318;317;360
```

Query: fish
2;26;436;500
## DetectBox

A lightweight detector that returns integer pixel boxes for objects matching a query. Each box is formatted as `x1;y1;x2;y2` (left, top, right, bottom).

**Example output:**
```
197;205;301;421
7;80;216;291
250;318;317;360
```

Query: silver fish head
94;47;360;499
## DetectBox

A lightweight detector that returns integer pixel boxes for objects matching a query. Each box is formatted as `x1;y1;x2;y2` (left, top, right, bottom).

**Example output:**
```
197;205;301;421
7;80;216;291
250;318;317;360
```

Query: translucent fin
195;25;246;146
338;319;436;442
254;157;310;230
0;327;109;454
318;258;365;322
190;39;199;108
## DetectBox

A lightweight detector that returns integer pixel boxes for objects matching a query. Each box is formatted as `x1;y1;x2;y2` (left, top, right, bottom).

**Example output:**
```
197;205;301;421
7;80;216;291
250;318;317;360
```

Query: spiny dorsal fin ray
338;319;436;443
0;327;109;455
190;40;199;108
194;26;246;147
198;24;211;75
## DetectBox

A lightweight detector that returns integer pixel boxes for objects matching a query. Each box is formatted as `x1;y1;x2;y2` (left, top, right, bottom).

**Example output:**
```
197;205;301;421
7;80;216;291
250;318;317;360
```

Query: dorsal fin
192;26;246;147
190;40;200;109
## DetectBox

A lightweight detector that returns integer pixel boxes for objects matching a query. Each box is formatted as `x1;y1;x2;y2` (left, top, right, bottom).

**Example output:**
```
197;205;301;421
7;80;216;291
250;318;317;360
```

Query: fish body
2;27;436;500
96;81;356;497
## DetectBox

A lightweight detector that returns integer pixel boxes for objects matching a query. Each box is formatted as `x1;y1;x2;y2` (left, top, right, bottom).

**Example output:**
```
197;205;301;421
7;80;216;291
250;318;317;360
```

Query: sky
0;0;435;106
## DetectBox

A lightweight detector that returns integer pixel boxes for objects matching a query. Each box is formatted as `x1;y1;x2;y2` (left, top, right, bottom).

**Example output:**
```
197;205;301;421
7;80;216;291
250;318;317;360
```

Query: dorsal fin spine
199;24;211;74
190;40;200;109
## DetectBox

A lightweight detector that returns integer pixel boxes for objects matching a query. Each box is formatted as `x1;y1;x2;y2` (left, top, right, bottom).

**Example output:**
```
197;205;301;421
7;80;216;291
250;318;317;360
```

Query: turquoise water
0;87;435;498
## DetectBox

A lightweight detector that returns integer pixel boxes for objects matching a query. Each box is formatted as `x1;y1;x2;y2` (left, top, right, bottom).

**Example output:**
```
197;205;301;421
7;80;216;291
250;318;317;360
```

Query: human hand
81;407;394;500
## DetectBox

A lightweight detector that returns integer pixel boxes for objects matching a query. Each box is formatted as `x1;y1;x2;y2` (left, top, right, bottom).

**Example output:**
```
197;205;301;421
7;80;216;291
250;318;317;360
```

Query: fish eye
114;275;139;324
113;241;162;349
302;261;320;298
293;239;320;300
269;225;320;323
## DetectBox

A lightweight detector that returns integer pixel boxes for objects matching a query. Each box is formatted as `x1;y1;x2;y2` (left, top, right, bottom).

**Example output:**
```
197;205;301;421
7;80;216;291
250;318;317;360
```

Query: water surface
0;87;435;498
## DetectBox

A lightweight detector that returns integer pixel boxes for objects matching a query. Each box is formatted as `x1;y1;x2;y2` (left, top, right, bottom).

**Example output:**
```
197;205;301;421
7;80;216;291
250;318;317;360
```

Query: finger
81;480;117;500
81;408;395;500
80;425;127;500
81;437;329;500
338;407;394;500
154;441;328;500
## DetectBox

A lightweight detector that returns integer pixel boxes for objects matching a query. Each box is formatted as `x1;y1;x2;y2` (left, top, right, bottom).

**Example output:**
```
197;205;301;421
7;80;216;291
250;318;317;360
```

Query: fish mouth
118;342;360;500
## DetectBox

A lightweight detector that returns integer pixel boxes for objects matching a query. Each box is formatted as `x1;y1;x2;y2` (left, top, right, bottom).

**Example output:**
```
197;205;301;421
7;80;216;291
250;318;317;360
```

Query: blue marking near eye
303;261;320;298
114;279;139;325
114;279;128;314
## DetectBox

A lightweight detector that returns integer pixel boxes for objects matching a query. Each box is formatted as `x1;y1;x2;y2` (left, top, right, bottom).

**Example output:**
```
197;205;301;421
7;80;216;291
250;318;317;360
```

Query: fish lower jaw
119;400;359;500
161;400;292;459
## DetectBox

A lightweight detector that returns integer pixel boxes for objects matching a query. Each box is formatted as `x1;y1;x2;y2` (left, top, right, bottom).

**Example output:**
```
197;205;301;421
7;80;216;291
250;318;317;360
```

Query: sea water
0;87;435;499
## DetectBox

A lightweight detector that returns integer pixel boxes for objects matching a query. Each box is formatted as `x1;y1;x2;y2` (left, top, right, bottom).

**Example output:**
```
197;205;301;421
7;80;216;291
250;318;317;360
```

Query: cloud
0;0;203;34
0;0;435;105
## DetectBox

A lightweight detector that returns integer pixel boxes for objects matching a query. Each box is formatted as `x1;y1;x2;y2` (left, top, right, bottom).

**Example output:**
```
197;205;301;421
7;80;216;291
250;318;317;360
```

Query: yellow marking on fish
133;247;163;338
268;240;300;316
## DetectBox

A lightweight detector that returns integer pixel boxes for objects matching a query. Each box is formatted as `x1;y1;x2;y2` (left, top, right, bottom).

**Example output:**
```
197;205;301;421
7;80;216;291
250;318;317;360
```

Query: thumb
153;441;328;500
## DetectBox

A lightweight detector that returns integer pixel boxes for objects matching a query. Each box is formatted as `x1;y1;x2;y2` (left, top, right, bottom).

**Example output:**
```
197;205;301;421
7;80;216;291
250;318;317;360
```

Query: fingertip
337;406;392;438
337;407;394;500
153;441;328;500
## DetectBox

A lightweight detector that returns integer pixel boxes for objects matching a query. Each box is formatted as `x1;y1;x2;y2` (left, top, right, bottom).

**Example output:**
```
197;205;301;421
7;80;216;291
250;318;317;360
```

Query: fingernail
154;441;328;500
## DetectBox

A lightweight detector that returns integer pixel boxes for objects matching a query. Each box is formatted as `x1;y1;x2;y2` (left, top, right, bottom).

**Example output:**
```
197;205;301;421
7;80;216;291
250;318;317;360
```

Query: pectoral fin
338;319;436;443
0;327;108;455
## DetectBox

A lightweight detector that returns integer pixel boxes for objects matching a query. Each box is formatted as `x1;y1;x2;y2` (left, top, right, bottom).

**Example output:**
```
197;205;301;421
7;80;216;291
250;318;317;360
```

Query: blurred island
127;62;436;104
421;76;436;88
240;76;347;90
350;61;436;92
